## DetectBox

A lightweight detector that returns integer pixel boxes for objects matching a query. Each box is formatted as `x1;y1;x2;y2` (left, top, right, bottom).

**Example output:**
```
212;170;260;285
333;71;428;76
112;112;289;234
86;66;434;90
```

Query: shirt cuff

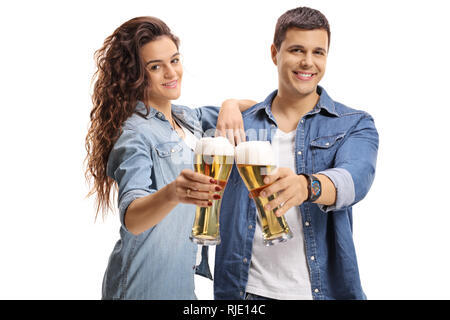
316;168;355;212
118;189;155;228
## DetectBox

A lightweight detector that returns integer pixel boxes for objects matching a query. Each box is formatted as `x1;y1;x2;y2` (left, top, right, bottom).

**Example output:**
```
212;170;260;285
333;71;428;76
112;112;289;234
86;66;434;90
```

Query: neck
272;88;319;118
271;88;320;132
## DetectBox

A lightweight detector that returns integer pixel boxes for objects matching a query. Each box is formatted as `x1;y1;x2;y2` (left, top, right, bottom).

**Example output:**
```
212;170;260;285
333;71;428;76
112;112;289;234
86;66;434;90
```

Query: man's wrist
298;174;309;202
300;173;322;202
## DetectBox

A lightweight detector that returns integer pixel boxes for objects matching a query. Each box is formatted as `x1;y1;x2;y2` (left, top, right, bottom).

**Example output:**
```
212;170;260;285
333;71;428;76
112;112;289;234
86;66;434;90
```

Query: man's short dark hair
273;7;330;50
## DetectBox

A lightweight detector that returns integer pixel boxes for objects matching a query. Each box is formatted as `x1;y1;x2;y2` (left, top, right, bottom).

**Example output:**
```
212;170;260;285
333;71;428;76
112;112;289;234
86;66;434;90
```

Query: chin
171;92;182;100
164;91;181;101
295;85;317;96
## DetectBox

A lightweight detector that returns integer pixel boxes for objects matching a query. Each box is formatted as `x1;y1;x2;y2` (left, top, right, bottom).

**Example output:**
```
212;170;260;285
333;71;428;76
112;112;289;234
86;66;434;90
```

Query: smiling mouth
293;71;316;81
162;80;178;88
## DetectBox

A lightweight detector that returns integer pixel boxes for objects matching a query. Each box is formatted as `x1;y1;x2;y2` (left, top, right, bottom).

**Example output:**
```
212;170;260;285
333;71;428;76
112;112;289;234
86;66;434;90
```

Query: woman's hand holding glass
171;169;222;207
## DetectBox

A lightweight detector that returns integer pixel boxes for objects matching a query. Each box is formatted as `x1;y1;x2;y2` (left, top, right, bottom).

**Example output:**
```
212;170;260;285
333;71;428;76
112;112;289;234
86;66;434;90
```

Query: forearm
238;99;257;112
222;99;256;112
124;182;178;235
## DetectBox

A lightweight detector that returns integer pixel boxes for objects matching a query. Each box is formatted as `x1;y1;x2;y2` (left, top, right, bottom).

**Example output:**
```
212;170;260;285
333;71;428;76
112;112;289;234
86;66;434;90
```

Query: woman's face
140;36;183;106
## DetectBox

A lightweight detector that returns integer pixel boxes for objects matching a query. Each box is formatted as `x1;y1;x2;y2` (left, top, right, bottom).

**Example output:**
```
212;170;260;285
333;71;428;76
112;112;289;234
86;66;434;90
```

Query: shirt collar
254;86;339;118
134;101;157;119
134;101;190;120
315;86;339;117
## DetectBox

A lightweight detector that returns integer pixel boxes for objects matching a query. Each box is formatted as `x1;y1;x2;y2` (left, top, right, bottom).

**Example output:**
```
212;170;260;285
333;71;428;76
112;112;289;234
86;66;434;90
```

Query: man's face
271;27;328;98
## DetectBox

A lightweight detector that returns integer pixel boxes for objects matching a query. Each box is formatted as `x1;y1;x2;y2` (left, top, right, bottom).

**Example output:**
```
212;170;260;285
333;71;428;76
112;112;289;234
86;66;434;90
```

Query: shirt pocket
154;141;188;183
310;133;345;172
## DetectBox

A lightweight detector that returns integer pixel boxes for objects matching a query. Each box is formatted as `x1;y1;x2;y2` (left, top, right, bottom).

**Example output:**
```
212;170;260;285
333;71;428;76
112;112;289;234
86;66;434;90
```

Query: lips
162;80;178;89
293;71;316;81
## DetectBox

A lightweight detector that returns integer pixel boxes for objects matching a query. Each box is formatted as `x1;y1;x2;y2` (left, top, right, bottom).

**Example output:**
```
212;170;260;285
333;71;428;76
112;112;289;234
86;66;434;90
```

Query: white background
0;0;449;299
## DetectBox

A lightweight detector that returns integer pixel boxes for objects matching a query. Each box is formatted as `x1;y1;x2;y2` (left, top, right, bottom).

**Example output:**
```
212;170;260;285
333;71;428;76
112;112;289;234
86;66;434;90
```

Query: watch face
311;180;321;198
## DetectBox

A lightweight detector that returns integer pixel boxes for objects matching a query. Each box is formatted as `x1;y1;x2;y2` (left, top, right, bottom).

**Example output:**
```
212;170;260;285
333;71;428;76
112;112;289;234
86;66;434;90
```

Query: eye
314;51;326;56
149;64;160;71
290;48;303;53
171;58;180;64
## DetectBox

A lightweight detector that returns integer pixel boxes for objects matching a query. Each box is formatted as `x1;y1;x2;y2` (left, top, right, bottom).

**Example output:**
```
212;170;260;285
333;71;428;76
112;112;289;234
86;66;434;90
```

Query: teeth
297;72;312;77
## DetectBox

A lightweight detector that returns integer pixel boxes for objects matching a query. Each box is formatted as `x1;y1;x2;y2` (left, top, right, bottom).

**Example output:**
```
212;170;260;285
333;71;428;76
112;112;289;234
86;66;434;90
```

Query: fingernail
264;177;269;184
215;186;222;191
208;201;213;206
213;194;221;200
265;205;270;211
210;179;217;184
260;191;266;197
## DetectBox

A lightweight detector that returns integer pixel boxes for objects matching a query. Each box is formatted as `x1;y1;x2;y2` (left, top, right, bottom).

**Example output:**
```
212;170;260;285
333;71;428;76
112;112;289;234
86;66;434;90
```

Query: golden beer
235;141;293;246
190;138;234;245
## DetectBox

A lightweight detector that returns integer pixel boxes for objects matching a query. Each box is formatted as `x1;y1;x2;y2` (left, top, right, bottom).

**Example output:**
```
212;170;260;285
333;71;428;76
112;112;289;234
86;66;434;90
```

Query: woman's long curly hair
85;16;179;219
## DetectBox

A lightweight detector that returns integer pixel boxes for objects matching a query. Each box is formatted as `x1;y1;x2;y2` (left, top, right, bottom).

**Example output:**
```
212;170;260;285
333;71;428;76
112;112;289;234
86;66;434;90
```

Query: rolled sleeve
118;189;156;227
107;128;157;229
317;168;355;213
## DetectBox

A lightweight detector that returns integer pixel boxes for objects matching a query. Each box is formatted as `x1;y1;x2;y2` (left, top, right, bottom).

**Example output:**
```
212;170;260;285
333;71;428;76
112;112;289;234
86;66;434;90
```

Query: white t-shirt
177;123;205;267
180;123;198;152
246;129;313;300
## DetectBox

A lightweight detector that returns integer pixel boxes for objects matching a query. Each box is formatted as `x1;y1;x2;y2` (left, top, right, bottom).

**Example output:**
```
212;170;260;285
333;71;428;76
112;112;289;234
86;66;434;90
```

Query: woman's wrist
166;181;181;205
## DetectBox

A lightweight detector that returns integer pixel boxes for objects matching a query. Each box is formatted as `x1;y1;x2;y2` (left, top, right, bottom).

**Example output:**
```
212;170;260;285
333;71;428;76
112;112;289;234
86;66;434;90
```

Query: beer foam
195;137;235;156
235;141;276;165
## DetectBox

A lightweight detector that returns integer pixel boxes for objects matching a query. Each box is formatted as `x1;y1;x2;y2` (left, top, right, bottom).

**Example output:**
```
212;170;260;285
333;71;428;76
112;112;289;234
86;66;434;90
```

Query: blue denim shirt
214;87;379;300
102;101;219;300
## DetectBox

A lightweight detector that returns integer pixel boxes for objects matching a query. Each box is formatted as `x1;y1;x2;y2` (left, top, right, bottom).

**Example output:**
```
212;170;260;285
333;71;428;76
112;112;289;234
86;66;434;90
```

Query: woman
85;16;252;299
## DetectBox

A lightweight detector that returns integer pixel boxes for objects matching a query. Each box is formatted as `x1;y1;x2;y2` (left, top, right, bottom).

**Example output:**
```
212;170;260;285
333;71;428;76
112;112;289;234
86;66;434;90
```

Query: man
214;7;379;300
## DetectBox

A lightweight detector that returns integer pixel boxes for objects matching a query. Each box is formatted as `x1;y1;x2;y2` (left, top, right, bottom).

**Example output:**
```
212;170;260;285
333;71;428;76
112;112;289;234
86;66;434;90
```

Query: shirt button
325;142;330;146
171;149;175;153
243;258;248;263
240;291;244;296
271;124;276;128
310;256;315;261
248;225;253;229
305;221;310;227
297;151;302;155
314;288;320;293
301;119;304;123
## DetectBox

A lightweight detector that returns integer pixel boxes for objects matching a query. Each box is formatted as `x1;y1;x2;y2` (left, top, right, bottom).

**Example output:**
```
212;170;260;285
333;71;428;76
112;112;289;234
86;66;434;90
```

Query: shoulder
119;111;153;146
242;90;276;119
242;102;263;119
334;101;374;120
319;86;374;121
172;103;195;114
172;103;201;121
120;101;153;132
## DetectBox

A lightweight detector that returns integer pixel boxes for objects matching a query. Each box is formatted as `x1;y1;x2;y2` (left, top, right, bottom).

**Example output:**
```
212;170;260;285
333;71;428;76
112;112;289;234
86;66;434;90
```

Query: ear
270;44;278;66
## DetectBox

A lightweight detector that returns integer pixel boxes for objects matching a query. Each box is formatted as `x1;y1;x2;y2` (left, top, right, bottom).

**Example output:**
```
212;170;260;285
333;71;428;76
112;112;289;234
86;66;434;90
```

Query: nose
164;64;177;79
300;52;313;68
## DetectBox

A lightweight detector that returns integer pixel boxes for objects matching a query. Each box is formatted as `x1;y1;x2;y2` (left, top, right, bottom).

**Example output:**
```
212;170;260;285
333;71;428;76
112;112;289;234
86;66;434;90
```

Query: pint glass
235;141;293;246
190;137;234;245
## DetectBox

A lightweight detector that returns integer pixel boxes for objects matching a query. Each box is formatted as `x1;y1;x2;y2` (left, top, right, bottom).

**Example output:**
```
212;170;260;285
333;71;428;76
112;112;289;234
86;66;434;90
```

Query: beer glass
190;137;234;245
235;141;293;246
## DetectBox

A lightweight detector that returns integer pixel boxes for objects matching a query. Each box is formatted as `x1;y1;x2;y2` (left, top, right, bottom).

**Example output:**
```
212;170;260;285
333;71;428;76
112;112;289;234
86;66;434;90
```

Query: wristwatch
300;174;322;202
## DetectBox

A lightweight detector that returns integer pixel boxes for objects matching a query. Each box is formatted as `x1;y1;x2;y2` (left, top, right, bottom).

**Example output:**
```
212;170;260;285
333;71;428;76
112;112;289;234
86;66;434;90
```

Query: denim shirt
214;87;379;300
102;101;219;300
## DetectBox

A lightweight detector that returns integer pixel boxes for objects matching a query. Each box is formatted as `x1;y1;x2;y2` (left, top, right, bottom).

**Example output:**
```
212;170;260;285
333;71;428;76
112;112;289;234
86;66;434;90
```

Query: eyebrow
145;52;180;66
288;45;327;53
